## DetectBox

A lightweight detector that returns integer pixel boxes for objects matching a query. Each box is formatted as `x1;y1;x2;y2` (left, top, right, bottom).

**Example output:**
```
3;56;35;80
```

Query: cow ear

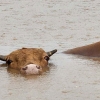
44;56;49;61
22;66;28;70
6;60;13;65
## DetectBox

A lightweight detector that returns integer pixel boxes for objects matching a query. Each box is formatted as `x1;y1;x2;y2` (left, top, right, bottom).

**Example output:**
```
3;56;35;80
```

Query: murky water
0;0;100;100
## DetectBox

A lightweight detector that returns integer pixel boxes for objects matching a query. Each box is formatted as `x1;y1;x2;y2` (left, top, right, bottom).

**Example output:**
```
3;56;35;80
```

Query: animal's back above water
64;42;100;57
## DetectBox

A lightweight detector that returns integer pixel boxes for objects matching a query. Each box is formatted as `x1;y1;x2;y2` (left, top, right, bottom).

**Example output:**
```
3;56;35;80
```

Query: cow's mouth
21;64;42;75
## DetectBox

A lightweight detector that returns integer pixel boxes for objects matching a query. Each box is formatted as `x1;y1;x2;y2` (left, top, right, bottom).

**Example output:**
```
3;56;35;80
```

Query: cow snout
21;64;42;75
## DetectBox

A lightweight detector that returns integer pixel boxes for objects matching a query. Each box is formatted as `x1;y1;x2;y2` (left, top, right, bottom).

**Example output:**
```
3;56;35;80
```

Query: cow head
0;48;57;75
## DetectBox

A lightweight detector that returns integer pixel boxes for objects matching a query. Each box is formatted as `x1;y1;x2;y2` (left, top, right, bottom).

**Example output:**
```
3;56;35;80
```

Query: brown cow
0;48;57;75
63;41;100;57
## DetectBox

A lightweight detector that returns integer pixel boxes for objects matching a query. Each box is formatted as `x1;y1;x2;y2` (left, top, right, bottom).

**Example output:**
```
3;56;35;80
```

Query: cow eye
44;56;49;61
7;60;13;65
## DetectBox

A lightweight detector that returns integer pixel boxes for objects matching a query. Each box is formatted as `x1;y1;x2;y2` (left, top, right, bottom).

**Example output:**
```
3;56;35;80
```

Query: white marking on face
21;64;42;75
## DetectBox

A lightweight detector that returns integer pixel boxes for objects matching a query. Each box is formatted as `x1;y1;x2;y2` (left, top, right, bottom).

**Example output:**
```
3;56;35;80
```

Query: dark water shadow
0;62;55;79
66;53;100;64
7;67;21;74
0;63;7;67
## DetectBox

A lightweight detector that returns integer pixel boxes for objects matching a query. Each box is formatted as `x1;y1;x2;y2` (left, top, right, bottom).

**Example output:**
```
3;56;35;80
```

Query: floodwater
0;0;100;100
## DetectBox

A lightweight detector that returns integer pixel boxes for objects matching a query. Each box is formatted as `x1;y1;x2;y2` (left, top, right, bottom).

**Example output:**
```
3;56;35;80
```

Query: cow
63;41;100;57
0;48;57;75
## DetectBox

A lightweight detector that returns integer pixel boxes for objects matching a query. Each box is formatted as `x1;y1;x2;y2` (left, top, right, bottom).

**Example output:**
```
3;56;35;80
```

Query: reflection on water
0;0;100;100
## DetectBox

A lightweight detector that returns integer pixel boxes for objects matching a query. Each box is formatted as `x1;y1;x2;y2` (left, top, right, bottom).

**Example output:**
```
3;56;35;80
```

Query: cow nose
36;66;40;69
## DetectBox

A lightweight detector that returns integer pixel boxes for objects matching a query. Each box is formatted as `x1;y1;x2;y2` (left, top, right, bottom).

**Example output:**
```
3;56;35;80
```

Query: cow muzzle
21;64;42;75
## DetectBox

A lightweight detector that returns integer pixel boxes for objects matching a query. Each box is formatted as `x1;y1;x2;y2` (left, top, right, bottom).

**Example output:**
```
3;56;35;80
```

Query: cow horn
47;49;57;57
0;55;6;61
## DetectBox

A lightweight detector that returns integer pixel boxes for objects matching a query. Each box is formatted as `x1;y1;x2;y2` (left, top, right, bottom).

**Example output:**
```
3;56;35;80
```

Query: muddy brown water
0;0;100;100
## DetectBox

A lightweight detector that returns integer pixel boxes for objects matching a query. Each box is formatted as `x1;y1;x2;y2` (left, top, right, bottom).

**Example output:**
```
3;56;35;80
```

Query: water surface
0;0;100;100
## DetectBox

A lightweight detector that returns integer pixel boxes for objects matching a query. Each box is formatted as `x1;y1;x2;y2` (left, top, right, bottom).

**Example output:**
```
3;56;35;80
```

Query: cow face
0;48;57;75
